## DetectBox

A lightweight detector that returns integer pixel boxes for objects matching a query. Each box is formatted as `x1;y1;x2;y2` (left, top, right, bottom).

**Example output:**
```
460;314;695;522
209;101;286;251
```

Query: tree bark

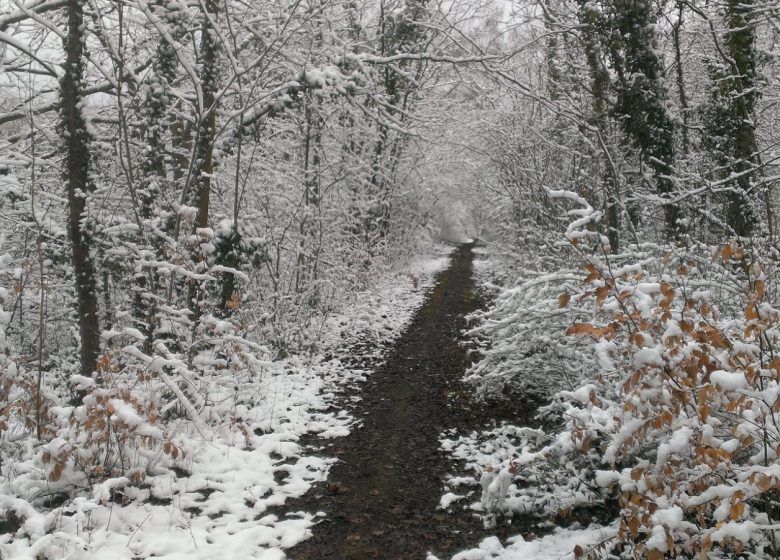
673;1;690;157
187;0;220;319
579;1;620;250
61;0;100;377
608;0;681;238
192;0;219;231
723;0;759;237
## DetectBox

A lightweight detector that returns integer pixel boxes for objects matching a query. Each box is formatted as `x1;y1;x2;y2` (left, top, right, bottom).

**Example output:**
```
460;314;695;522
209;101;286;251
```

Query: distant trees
473;0;774;248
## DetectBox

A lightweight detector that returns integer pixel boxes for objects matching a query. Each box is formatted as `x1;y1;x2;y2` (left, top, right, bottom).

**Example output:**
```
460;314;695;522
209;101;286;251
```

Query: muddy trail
287;244;534;560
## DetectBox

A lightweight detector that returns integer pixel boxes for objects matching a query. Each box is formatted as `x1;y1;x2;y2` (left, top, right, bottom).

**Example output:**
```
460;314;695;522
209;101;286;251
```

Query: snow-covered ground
431;526;616;560
0;246;454;560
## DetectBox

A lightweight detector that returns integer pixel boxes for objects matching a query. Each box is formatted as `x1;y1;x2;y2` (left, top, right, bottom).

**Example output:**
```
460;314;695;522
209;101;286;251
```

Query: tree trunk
188;0;220;319
673;1;691;157
608;0;681;238
133;3;187;348
192;0;219;231
723;0;759;237
579;1;620;250
61;0;101;377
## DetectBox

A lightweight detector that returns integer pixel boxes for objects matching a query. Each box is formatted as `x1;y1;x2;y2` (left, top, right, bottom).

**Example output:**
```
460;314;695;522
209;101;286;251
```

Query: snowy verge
0;245;454;560
429;526;616;560
439;245;612;560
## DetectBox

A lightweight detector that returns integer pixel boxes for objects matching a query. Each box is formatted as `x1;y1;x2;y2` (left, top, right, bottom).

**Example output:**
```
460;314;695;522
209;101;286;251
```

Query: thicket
460;0;780;557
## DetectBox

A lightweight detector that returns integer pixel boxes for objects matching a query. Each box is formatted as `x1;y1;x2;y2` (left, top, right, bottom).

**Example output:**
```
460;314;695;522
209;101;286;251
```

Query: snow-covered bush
465;189;780;558
465;190;611;399
556;240;780;558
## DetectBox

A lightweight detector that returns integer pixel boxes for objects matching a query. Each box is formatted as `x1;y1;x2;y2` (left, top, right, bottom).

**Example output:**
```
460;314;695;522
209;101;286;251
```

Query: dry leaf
755;279;765;298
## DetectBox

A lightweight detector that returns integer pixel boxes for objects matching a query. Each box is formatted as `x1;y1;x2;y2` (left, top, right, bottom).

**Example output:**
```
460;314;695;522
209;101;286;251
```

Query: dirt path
287;243;498;560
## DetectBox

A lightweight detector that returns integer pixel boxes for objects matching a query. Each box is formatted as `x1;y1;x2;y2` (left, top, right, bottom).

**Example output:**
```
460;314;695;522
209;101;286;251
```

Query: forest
1;0;780;558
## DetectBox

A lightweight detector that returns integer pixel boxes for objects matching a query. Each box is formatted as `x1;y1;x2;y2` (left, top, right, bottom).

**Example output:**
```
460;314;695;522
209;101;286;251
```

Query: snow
560;384;599;404
480;467;514;513
594;470;620;487
440;492;465;509
711;369;748;390
69;374;96;390
633;348;663;368
646;524;668;552
593;341;616;371
652;505;683;529
604;419;643;464
711;520;756;544
449;527;615;560
655;426;692;468
108;398;144;427
546;189;604;242
415;254;452;277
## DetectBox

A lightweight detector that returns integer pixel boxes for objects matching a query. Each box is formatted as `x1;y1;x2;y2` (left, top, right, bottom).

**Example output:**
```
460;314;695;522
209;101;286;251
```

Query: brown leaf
709;330;728;349
700;534;712;560
49;462;64;482
628;515;640;536
559;292;571;308
226;292;241;310
584;263;600;284
566;323;594;336
729;502;745;520
757;474;774;492
755;279;765;298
